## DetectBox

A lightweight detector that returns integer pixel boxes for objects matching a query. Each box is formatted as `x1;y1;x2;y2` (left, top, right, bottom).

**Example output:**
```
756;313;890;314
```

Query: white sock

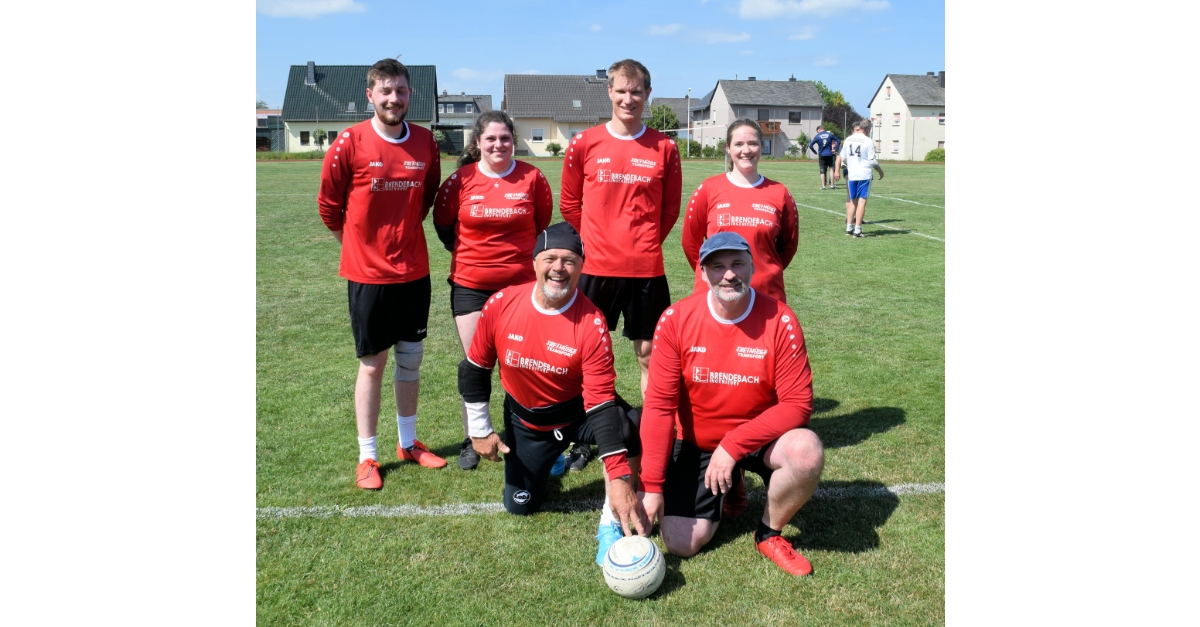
358;436;377;462
397;414;417;449
599;494;617;528
854;225;862;233
846;223;854;231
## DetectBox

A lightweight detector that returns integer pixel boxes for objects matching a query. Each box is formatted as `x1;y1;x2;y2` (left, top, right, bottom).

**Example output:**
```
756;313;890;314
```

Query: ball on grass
601;535;665;599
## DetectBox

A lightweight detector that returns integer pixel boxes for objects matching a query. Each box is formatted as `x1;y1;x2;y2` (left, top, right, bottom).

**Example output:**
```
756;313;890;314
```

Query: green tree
811;81;847;107
313;128;327;149
645;103;681;138
924;148;945;162
432;130;446;144
546;142;563;156
679;138;702;158
256;100;269;109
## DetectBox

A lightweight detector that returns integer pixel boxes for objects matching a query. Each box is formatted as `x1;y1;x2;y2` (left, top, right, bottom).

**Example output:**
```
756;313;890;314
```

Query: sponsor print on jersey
404;160;426;170
596;169;652;184
736;346;767;359
371;178;421;191
506;350;569;375
630;157;657;169
545;341;578;358
504;192;530;201
469;206;529;218
692;366;761;386
716;214;774;228
751;203;778;215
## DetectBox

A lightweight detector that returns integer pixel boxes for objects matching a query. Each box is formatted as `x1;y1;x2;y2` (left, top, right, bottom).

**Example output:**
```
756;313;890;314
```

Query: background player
808;125;841;190
833;119;884;238
317;58;446;490
457;223;649;563
638;232;824;576
433;110;553;471
559;58;683;403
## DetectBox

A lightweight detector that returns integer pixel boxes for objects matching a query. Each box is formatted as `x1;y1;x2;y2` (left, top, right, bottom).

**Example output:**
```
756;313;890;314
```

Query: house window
532;128;544;142
788;111;802;124
875;140;881;152
438;104;444;113
465;103;473;113
758;109;770;121
301;131;310;146
572;100;582;108
257;118;267;127
938;141;944;149
886;86;891;99
939;113;945;125
347;102;356;113
891;140;899;153
367;103;374;112
893;113;901;126
763;139;772;155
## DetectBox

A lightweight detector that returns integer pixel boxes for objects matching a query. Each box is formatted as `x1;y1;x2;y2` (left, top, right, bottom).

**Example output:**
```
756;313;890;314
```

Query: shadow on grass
700;479;900;555
808;406;905;449
867;218;904;224
648;555;687;598
862;229;911;237
813;397;840;414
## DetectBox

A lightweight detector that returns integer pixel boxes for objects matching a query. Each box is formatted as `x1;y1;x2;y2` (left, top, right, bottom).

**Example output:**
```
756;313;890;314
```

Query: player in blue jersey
834;119;884;238
808;125;841;190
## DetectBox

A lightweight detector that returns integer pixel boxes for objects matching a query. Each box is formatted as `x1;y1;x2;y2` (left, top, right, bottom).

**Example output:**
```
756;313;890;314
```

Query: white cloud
698;30;751;43
813;55;838;66
648;23;683;35
257;0;366;18
789;26;817;40
451;68;504;81
590;24;602;31
738;0;889;19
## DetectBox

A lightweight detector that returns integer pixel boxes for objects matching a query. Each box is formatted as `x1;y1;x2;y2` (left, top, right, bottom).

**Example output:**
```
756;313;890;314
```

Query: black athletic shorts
502;395;641;515
347;275;430;357
576;274;671;341
662;437;780;522
448;280;496;317
819;155;835;172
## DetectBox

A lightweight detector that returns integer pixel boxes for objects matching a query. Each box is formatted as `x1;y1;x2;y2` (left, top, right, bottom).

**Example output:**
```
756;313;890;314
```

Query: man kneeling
457;222;649;563
638;232;824;575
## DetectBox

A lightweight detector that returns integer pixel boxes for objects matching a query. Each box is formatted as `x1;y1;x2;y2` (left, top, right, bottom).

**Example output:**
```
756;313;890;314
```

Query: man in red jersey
638;232;825;576
317;59;446;491
458;223;649;564
559;59;683;400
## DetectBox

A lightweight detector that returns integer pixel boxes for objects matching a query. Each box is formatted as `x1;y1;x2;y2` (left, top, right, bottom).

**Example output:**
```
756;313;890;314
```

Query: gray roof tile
503;74;614;123
715;79;824;107
650;97;689;124
281;63;437;123
880;74;944;107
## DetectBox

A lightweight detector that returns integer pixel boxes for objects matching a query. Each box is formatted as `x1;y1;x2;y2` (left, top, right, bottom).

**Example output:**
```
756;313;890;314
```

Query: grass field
257;158;944;626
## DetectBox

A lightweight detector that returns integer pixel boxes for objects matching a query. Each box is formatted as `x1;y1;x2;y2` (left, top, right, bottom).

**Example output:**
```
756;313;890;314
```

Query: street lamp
686;88;692;158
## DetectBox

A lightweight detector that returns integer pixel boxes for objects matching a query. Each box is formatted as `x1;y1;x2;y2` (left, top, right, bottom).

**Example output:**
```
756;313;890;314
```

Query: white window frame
891;139;899;153
939;113;945;125
531;128;544;142
893;113;901;126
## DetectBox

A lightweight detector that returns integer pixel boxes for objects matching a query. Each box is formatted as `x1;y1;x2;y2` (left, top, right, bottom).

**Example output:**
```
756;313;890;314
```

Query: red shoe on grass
756;535;813;576
356;459;382;490
397;440;447;469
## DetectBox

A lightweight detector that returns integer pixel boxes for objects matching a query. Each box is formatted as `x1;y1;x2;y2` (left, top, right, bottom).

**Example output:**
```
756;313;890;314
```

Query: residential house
648;97;689;133
689;77;824;157
280;61;438;152
503;70;626;157
256;109;283;152
435;91;493;154
868;72;945;161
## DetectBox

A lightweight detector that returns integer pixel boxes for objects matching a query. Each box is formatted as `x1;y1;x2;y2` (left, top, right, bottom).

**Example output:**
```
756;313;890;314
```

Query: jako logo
716;203;730;209
470;195;485;200
369;161;383;167
508;334;524;341
596;157;611;163
689;346;706;353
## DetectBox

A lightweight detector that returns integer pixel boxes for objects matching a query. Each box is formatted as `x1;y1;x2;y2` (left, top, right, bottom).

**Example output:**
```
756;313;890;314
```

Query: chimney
305;61;316;85
788;74;796;82
443;89;448;96
747;76;756;81
939;70;945;88
596;69;607;79
927;71;935;76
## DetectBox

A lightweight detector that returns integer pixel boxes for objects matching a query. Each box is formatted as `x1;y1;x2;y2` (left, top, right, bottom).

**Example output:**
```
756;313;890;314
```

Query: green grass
257;158;944;625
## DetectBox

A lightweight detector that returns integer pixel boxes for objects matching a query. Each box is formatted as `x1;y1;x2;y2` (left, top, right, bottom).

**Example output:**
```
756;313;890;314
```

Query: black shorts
502;395;641;515
662;437;779;522
576;274;671;341
819;155;835;172
448;280;496;317
347;276;431;358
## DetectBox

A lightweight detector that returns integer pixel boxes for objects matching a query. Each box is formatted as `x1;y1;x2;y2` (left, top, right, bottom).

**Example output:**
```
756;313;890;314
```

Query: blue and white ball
602;535;666;599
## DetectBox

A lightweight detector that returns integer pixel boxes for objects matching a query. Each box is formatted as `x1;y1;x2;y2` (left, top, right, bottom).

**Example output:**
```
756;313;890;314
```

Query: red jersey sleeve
533;167;554;235
776;190;799;269
465;294;500;370
433;167;461;228
559;139;584;232
317;132;355;232
680;180;711;271
579;311;617;412
421;134;441;221
659;142;683;243
718;306;814;459
639;309;684;493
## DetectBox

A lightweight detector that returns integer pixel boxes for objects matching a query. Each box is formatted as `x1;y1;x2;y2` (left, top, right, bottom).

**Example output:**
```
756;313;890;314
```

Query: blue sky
256;0;944;116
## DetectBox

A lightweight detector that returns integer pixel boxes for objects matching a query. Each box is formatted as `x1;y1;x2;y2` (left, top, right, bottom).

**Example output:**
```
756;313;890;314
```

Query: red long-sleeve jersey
559;124;682;278
639;290;814;494
466;283;616;413
317;120;440;284
681;173;799;303
433;160;554;291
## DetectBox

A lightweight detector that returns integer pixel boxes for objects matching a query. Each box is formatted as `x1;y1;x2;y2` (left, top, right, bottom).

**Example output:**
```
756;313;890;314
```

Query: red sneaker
722;470;748;518
397;440;447;469
756;535;813;576
356;459;382;490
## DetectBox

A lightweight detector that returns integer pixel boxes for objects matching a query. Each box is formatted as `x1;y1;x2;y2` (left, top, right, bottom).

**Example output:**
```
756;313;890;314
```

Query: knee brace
393;340;424;382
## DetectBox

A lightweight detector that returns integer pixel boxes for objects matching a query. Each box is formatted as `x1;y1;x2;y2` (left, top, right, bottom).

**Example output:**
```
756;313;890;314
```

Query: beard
376;105;407;126
541;278;571;302
704;274;748;303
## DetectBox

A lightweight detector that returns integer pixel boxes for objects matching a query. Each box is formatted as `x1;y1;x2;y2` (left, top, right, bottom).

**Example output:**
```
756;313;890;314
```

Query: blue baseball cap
698;231;751;264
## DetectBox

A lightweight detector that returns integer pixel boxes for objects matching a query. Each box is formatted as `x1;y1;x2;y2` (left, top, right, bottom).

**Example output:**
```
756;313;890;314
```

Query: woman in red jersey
433;110;554;470
681;118;799;303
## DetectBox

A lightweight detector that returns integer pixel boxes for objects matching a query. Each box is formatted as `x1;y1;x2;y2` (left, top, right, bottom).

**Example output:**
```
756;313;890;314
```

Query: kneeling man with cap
457;222;649;563
638;232;824;575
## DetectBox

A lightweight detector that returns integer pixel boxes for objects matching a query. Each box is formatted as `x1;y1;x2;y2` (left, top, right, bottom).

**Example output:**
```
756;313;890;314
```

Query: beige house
502;70;622;157
689;77;824;157
867;72;945;161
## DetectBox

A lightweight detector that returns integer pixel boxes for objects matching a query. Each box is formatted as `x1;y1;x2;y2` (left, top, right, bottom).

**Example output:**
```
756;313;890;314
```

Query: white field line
793;201;945;243
256;482;944;519
870;194;944;209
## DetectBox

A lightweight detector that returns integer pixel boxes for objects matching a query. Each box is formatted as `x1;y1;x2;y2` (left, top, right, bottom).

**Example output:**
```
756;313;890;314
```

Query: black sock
755;521;782;544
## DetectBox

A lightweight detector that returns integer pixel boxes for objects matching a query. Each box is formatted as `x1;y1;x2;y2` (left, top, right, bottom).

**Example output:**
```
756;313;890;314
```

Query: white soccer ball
602;535;666;599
